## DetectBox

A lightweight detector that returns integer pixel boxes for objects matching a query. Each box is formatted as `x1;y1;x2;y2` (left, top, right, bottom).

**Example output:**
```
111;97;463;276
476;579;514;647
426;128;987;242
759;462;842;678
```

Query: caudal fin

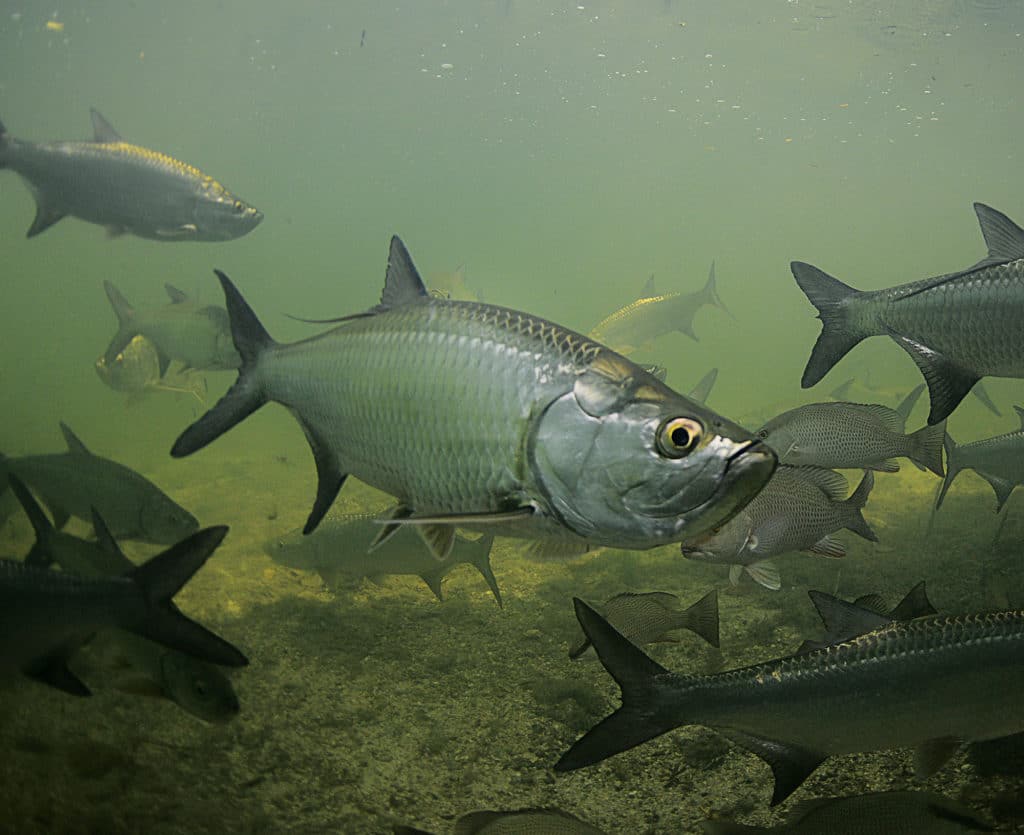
701;261;733;319
0;117;8;168
171;270;273;458
682;589;720;647
791;262;866;388
905;419;946;477
6;475;56;567
126;526;248;667
554;598;685;772
841;470;878;542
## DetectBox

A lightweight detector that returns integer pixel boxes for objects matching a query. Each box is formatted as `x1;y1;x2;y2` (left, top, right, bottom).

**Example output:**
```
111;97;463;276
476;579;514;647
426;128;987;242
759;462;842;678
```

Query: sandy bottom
0;446;1022;834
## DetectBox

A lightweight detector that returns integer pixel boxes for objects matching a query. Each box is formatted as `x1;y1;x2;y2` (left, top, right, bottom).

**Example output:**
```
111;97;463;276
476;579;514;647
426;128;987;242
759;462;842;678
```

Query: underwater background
1;1;1024;832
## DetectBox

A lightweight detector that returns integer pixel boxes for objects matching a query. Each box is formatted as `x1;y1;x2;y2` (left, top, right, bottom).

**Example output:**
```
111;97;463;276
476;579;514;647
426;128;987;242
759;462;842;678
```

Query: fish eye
757;428;769;439
656;416;703;458
233;201;244;213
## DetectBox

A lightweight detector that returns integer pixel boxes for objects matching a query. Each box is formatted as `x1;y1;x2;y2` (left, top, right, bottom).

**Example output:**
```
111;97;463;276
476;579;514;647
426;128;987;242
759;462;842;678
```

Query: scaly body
0;109;261;240
173;238;774;555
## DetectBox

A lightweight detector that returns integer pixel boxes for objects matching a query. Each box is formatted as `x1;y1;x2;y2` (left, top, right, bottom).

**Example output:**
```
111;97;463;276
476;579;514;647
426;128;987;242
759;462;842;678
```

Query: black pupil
670;425;691;448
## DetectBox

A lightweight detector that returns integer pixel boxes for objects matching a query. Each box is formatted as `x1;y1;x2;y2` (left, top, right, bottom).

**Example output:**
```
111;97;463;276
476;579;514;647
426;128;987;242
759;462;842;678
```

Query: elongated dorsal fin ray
90;108;122;143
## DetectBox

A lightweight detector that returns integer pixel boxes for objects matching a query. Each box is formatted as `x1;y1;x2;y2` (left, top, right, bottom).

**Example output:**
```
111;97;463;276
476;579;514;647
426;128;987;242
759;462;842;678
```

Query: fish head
159;653;239;723
680;511;756;564
140;494;200;544
529;355;775;548
95;335;161;393
191;185;263;241
756;424;806;465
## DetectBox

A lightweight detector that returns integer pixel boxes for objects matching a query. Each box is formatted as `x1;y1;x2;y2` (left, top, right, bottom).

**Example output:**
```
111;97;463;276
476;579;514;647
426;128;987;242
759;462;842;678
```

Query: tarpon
10;476;239;721
95;334;207;405
265;512;502;606
588;262;730;354
0;422;198;544
0;513;246;696
556;592;1024;805
102;280;240;374
794;203;1024;425
172;238;775;557
0;109;261;240
937;405;1024;512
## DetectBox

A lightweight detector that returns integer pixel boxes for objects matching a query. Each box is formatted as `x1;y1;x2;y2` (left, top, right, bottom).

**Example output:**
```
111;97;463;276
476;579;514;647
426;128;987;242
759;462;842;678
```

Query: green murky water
1;2;1023;832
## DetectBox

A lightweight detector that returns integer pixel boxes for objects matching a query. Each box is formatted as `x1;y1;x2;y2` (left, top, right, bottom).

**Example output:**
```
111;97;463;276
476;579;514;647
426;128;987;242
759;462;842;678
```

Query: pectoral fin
718;729;827;806
915;736;963;778
23;651;91;697
26;202;66;238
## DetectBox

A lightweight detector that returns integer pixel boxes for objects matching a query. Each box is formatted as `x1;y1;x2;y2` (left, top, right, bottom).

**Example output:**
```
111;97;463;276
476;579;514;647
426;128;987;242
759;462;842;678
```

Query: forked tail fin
791;262;866;388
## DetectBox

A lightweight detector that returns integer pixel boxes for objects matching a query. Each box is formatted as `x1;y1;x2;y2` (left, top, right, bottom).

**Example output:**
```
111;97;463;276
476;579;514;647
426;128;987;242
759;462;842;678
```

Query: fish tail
841;470;878;541
554;598;687;772
5;475;55;566
895;383;926;426
701;260;733;319
468;533;502;608
905;419;946;477
126;526;248;667
935;432;961;510
682;589;720;647
0;118;7;167
170;270;273;459
791;262;867;388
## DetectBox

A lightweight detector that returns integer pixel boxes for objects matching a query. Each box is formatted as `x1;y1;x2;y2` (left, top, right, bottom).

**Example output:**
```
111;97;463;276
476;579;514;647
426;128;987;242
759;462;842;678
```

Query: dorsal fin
90;108;122;143
642;274;656;296
807;590;890;645
165;283;190;304
377;236;429;311
91;508;133;573
59;422;91;456
975;202;1024;264
889;580;937;621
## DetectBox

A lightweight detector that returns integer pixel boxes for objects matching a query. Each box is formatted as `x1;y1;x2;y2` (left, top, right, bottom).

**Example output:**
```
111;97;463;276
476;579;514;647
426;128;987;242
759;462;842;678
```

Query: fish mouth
682;437;775;537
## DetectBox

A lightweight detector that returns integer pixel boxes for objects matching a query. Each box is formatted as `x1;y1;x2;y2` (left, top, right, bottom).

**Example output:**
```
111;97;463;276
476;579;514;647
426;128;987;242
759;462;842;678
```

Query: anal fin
915;736;963;778
719;729;826;806
26;202;66;238
23;651;91;697
889;331;979;425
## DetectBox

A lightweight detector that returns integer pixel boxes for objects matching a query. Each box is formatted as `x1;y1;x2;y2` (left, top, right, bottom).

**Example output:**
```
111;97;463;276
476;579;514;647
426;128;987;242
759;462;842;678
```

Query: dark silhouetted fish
588;263;730;354
556;590;1024;805
0;422;198;544
937;405;1024;512
703;791;993;834
793;203;1024;425
11;476;239;721
265;512;501;606
0;109;261;240
569;589;718;659
102;280;240;375
172;238;775;558
0;509;246;696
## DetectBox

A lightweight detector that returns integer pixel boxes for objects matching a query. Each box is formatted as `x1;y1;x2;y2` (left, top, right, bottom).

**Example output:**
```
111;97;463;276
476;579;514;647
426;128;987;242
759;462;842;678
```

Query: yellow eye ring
656;417;703;458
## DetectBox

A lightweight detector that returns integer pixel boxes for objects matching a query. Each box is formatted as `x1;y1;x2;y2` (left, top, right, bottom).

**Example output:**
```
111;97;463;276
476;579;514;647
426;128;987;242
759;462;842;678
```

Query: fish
0;421;198;544
10;475;239;722
171;237;775;558
0;514;246;697
588;262;730;354
937;405;1024;512
394;807;608;835
681;467;877;590
95;334;207;405
568;589;718;659
265;512;501;606
793;202;1024;425
102;280;241;375
688;368;718;404
0;109;262;240
755;384;945;475
795;581;936;654
556;590;1024;805
702;791;994;834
